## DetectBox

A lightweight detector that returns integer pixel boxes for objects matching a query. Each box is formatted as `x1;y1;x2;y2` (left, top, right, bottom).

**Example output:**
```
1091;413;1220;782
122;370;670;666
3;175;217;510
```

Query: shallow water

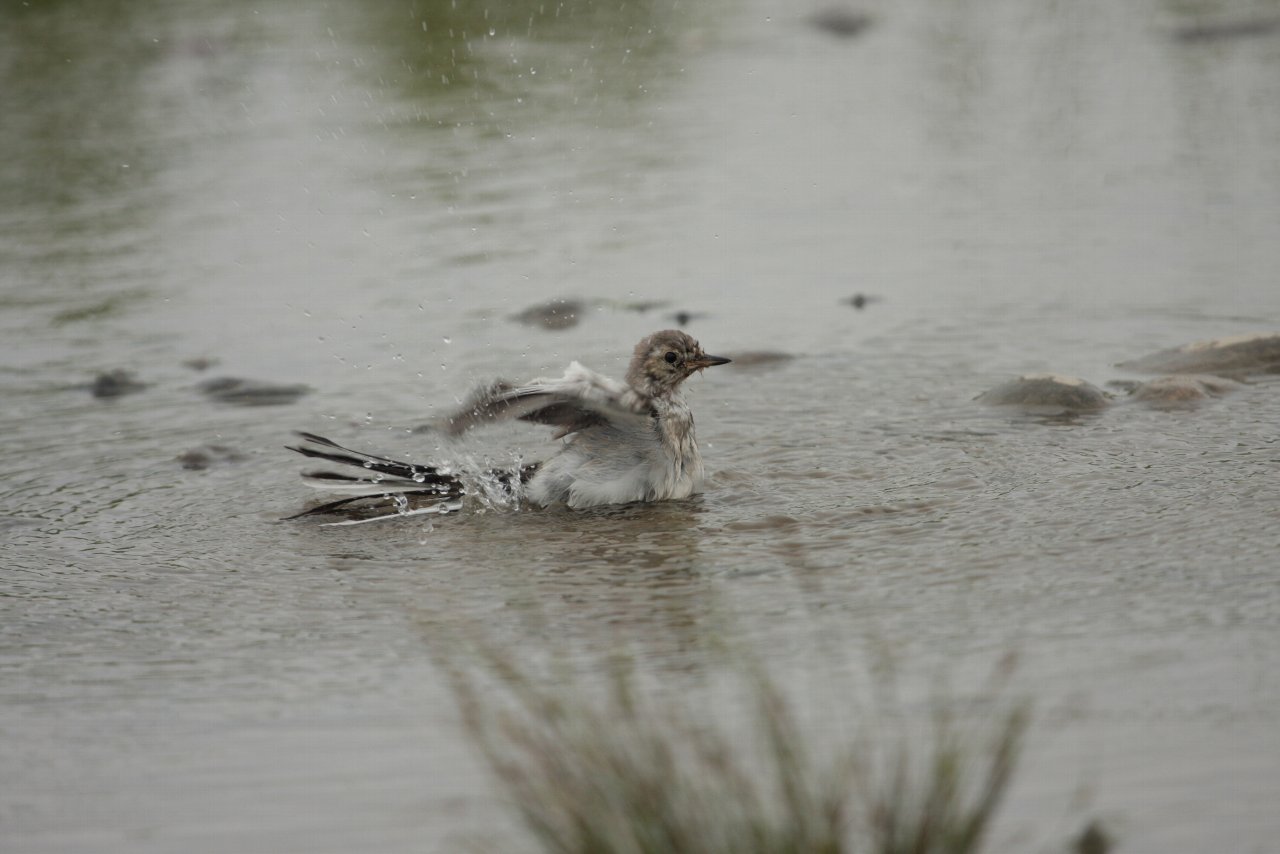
3;0;1280;851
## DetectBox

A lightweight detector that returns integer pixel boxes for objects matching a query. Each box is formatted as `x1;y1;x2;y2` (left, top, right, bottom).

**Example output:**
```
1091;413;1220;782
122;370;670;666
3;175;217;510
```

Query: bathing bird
286;330;730;521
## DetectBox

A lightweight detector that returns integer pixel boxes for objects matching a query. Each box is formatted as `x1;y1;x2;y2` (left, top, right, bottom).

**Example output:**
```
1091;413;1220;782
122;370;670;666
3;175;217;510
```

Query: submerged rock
976;374;1110;412
182;357;219;372
510;298;585;330
809;7;874;38
1117;332;1280;376
199;377;310;406
510;297;673;330
1129;374;1241;407
177;444;249;470
90;369;147;399
842;293;881;310
613;299;669;314
669;310;709;327
1173;17;1280;43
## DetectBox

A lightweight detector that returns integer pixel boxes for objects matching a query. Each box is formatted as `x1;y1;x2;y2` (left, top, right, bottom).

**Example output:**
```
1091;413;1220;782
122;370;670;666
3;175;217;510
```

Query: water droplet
442;337;452;345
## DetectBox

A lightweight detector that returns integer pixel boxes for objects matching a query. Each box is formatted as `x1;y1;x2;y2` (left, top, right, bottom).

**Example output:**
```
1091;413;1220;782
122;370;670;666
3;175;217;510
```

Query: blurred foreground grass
443;643;1052;854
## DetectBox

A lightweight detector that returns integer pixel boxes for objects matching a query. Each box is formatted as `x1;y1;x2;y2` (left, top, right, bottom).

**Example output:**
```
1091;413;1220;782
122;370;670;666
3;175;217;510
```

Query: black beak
687;354;731;370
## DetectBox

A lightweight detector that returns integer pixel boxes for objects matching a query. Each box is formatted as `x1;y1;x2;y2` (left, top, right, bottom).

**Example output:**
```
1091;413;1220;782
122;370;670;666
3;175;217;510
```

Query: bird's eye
664;351;678;364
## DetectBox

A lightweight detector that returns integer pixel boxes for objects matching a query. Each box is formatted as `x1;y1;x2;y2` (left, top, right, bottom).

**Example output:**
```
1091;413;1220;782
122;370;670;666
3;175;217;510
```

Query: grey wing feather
442;362;653;438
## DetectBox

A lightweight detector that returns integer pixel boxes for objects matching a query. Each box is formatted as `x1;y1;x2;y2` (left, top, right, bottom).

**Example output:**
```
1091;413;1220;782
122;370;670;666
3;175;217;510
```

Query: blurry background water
2;0;1279;851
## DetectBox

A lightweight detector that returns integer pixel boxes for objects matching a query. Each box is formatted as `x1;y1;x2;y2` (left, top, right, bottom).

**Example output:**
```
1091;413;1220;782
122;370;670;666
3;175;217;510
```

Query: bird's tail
284;432;536;523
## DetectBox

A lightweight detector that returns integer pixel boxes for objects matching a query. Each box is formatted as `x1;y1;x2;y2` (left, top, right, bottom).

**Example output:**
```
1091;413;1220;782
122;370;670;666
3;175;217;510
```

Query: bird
286;330;731;523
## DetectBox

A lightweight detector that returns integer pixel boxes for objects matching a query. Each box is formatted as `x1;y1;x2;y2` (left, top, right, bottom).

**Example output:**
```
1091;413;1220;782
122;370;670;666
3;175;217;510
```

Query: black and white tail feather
284;432;534;525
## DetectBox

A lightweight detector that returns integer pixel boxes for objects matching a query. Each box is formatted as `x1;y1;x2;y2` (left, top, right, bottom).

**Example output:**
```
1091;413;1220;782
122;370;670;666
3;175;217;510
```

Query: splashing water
321;499;465;527
456;453;528;514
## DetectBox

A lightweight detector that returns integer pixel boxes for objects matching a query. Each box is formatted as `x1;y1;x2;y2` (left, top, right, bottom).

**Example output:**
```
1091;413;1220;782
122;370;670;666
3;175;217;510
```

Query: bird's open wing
443;361;655;438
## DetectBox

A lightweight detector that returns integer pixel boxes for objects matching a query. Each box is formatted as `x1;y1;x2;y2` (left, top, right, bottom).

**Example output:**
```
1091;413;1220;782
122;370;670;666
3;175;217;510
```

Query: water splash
321;499;464;527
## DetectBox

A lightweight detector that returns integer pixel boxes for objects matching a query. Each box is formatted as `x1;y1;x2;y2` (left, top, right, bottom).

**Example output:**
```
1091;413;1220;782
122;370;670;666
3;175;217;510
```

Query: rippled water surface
3;1;1280;852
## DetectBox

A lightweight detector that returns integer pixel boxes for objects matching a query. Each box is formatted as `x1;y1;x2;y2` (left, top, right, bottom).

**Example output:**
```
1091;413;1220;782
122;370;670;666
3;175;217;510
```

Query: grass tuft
445;644;1030;854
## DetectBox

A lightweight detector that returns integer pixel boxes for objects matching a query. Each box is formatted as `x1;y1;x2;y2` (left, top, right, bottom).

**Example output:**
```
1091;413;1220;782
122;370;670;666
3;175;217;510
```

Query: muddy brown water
3;1;1279;852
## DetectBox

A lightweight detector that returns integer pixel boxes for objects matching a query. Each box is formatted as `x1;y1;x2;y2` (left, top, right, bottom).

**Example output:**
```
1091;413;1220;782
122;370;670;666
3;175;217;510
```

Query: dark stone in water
182;357;219;372
616;299;669;314
91;370;147;398
177;444;249;470
1128;374;1240;407
511;297;673;329
1173;17;1280;43
809;7;874;38
510;298;584;330
842;293;880;310
199;377;310;406
976;374;1110;412
1116;332;1280;376
670;310;709;327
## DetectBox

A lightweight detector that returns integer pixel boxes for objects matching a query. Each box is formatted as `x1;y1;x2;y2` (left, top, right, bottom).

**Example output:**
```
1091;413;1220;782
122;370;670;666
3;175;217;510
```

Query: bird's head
626;330;731;396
